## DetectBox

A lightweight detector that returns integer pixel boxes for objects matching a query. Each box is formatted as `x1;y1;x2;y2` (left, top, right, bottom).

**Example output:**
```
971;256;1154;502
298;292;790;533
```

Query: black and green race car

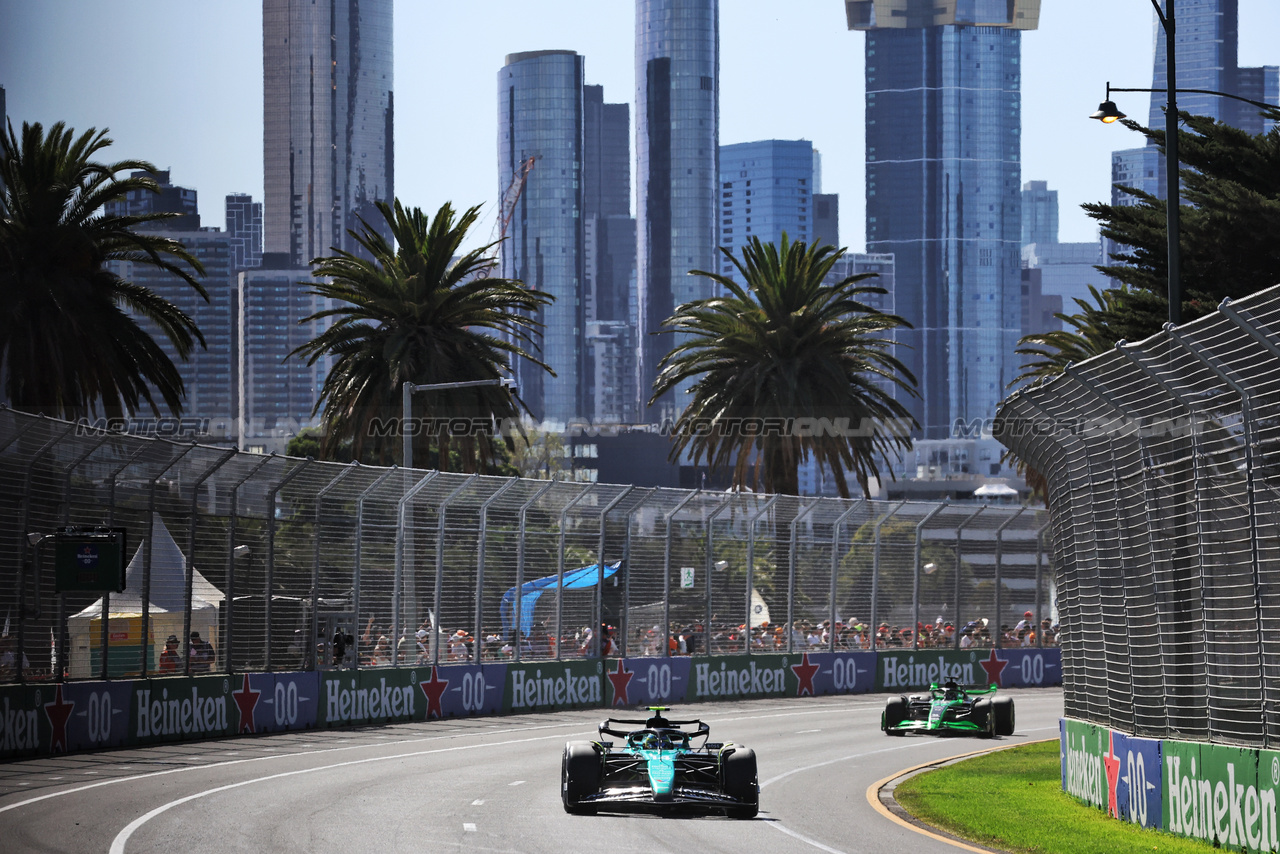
881;680;1015;737
561;707;758;817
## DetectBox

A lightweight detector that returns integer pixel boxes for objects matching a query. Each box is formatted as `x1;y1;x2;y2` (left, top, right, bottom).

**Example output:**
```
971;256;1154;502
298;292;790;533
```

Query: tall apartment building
225;193;263;273
103;172;235;433
237;256;328;450
1021;180;1058;248
262;0;393;267
718;139;817;282
848;0;1039;442
636;0;719;420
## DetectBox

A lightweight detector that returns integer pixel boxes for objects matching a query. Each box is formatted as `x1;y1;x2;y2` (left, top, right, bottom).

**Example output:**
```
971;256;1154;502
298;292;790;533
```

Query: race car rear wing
598;716;711;741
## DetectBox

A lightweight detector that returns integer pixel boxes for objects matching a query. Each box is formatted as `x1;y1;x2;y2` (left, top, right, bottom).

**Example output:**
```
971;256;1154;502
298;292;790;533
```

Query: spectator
189;631;214;672
367;635;392;666
1015;611;1034;634
0;636;30;679
159;634;180;673
448;630;470;661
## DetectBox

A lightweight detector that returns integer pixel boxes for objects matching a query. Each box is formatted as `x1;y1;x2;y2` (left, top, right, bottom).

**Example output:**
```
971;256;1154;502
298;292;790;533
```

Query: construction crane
478;155;535;278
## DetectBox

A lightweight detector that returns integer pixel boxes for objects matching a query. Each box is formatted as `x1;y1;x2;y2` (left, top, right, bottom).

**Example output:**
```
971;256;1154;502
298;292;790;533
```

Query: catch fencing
0;407;1050;687
996;283;1280;749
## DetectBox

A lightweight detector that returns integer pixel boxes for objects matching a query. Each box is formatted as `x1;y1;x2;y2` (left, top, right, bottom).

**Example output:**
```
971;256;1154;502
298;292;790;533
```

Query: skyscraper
498;50;586;424
848;0;1039;441
262;0;393;267
1113;0;1278;205
225;193;263;273
636;0;719;420
1021;180;1058;248
718;139;816;283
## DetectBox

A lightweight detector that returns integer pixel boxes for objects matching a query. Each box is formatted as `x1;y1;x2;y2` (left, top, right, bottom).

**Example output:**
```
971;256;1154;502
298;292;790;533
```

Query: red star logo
43;684;75;753
791;652;820;697
419;666;450;719
232;674;260;734
607;659;634;707
979;649;1008;687
1103;732;1123;817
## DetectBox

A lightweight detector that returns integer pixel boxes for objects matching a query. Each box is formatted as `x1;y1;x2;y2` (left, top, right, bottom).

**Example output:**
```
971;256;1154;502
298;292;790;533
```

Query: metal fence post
821;500;861;654
183;448;237;675
433;474;478;665
704;495;736;656
103;443;153;679
622;489;657;657
263;458;312;671
993;508;1026;653
952;505;987;649
312;462;360;670
662;489;702;658
16;422;74;684
226;453;275;674
513;480;556;662
474;478;519;661
594;485;636;658
143;443;196;675
870;501;908;652
354;466;398;669
912;502;948;651
556;484;593;661
1035;521;1050;648
394;470;440;663
745;496;779;656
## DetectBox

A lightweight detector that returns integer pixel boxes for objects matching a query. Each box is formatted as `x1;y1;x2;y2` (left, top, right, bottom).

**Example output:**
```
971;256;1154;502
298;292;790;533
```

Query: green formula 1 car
881;680;1015;737
561;707;758;817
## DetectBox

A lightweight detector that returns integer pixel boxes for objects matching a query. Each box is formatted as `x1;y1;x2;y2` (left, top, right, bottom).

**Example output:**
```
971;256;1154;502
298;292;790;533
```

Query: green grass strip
893;740;1213;853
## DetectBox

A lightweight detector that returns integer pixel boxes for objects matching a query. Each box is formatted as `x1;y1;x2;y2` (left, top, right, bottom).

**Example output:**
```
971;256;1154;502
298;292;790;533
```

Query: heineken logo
1167;754;1278;850
694;660;786;697
135;686;228;738
510;668;601;708
0;696;39;752
1063;731;1104;807
325;677;416;722
880;654;975;688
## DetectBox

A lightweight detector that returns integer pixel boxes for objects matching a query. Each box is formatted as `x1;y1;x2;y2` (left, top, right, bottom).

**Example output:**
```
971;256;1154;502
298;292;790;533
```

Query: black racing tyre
972;699;995;738
722;747;759;818
992;696;1016;736
562;741;601;814
883;696;907;735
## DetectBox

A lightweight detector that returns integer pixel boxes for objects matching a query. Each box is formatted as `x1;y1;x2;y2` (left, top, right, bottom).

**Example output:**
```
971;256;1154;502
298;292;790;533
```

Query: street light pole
1159;0;1181;326
401;377;516;470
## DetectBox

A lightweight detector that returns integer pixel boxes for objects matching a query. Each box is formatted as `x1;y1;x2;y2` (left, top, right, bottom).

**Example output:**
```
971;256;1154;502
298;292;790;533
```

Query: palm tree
289;200;555;469
0;122;206;418
651;235;918;498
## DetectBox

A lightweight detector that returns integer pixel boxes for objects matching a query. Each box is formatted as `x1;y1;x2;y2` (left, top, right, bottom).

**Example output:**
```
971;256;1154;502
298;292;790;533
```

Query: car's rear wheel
722;748;759;818
883;696;907;735
972;699;995;738
562;741;601;814
992;696;1016;736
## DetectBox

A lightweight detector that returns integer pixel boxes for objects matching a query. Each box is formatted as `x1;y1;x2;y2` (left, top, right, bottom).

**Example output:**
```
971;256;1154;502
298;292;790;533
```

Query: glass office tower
262;0;393;267
499;51;586;424
848;0;1038;441
636;0;719;420
718;139;815;283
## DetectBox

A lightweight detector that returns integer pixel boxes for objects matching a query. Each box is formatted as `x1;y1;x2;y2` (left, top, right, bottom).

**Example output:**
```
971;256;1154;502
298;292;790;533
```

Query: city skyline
7;1;1278;260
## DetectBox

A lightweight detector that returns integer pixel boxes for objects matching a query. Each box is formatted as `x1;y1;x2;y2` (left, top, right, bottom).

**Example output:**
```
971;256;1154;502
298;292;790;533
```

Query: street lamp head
1091;99;1126;124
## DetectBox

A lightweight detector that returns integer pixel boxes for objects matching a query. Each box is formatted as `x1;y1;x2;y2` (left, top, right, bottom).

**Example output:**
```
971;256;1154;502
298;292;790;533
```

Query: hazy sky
3;1;1279;254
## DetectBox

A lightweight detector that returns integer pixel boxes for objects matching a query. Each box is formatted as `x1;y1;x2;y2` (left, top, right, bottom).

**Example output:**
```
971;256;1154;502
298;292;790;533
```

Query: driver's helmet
942;680;959;700
640;732;667;750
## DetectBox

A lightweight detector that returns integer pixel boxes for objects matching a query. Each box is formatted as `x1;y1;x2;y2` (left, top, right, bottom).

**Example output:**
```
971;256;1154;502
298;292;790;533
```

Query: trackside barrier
1060;717;1280;853
0;647;1059;759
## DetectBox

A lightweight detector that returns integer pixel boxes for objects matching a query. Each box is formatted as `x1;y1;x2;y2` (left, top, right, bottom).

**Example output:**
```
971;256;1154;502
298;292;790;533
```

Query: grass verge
893;740;1212;854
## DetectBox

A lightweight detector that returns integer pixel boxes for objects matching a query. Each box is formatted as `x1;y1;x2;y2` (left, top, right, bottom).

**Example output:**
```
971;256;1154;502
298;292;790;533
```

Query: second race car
881;679;1015;737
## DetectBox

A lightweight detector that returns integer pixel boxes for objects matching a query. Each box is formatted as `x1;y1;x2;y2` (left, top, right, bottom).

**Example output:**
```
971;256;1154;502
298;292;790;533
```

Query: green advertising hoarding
503;659;602;713
1163;739;1280;852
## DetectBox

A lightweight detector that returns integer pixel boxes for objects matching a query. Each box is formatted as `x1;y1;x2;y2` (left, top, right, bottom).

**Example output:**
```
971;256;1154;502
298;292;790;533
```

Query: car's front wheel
722;747;759;819
883;696;907;735
562;741;601;814
971;699;995;738
992;696;1015;736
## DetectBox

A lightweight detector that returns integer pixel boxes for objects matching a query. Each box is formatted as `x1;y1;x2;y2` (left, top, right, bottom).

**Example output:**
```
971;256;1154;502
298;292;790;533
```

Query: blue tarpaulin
499;563;620;638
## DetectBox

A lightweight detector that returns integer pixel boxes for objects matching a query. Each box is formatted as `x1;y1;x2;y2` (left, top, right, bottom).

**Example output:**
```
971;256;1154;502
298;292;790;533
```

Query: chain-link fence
0;407;1050;687
996;283;1280;749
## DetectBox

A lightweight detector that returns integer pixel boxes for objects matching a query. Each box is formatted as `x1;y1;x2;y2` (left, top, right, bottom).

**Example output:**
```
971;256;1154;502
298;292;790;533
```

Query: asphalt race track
0;688;1064;853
